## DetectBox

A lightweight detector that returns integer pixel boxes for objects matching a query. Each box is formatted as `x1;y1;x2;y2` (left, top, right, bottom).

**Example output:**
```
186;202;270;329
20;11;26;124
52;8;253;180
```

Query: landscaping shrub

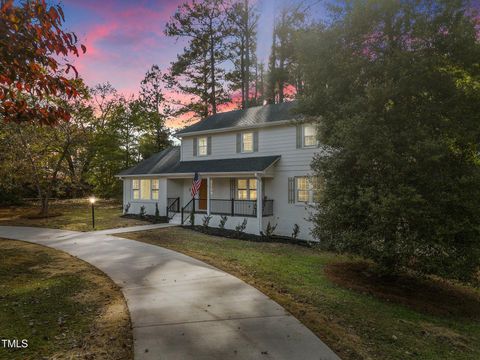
219;215;228;229
202;215;212;228
292;224;300;239
235;218;248;234
139;205;146;219
260;221;277;239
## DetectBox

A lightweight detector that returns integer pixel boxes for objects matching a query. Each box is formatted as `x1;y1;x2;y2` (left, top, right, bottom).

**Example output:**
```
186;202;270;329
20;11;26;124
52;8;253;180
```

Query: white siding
122;124;320;241
181;124;317;173
180;125;319;240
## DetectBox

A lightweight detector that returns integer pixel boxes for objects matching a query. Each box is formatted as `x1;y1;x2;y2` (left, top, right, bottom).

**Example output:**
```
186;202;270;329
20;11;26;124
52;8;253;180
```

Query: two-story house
117;101;320;241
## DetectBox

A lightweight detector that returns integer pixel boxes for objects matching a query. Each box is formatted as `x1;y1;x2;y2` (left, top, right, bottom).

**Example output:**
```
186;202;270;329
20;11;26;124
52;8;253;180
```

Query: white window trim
197;136;208;157
241;132;254;153
131;178;160;202
132;179;140;200
295;176;316;204
151;179;159;200
302;124;317;148
236;178;257;200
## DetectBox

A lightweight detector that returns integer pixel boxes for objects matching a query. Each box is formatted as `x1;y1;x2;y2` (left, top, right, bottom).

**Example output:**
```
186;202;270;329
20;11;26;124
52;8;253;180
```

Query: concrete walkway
89;223;176;235
0;226;340;360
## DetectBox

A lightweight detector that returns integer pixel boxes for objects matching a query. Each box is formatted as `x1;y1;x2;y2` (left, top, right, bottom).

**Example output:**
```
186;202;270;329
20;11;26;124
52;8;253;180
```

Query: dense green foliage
122;227;480;360
298;0;480;281
0;78;171;208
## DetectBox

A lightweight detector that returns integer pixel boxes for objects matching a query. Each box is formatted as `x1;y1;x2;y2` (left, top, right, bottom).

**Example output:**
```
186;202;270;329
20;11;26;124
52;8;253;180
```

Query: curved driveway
0;226;339;360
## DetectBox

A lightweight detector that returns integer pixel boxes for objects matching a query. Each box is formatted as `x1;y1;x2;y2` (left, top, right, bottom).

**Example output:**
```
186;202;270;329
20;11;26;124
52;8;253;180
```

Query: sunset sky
60;0;324;126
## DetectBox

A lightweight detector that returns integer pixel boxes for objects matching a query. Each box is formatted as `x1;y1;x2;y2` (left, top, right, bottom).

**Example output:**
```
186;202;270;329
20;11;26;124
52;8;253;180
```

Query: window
198;137;208;156
303;124;317;147
140;179;151;200
241;132;253;153
132;179;140;200
237;178;257;200
296;176;318;203
151;179;159;200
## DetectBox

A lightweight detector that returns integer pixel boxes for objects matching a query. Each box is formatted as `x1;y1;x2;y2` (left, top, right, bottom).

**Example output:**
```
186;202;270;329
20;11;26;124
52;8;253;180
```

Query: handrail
166;197;180;220
182;198;274;218
181;198;195;224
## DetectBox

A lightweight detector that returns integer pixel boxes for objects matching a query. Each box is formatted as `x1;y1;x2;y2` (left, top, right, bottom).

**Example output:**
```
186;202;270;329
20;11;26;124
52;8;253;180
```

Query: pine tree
165;0;230;118
226;0;259;109
138;65;171;158
268;4;306;103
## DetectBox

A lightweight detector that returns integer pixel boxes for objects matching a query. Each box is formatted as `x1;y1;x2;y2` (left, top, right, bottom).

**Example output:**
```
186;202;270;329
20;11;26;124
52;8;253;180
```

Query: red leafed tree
0;0;86;124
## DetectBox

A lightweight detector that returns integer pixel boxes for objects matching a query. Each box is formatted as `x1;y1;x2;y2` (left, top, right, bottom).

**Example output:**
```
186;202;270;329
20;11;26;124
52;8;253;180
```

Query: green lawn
121;227;480;360
0;239;132;360
0;199;148;231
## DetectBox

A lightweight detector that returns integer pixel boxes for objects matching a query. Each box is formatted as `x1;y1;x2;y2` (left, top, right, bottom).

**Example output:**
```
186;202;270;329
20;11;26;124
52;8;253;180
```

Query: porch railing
180;198;274;224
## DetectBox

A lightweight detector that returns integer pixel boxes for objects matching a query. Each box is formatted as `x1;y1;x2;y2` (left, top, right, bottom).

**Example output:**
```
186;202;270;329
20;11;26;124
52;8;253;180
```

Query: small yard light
89;196;96;229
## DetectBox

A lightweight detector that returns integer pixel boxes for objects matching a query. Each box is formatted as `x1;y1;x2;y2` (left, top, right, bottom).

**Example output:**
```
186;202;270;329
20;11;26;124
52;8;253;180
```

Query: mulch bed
325;261;480;319
121;214;169;224
185;225;315;247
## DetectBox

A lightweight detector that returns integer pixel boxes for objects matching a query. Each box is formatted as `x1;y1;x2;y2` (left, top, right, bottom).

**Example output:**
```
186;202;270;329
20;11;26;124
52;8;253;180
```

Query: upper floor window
302;124;317;147
237;178;257;200
198;137;208;156
295;176;318;204
236;131;257;153
242;132;253;153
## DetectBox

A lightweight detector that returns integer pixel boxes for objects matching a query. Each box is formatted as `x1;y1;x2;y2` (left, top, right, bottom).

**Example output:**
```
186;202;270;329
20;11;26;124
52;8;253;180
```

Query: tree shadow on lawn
325;261;480;320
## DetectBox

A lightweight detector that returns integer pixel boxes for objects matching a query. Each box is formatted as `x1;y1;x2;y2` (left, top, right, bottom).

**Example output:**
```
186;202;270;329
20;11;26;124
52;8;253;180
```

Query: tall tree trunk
209;18;217;114
40;192;49;217
254;62;258;104
244;0;250;108
268;27;277;104
240;36;246;109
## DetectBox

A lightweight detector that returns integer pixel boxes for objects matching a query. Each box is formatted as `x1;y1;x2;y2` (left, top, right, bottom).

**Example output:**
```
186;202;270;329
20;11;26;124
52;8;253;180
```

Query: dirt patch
325;261;480;319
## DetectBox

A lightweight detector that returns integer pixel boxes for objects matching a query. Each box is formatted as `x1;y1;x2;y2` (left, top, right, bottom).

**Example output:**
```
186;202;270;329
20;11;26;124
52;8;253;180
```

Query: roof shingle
175;101;299;136
118;147;280;176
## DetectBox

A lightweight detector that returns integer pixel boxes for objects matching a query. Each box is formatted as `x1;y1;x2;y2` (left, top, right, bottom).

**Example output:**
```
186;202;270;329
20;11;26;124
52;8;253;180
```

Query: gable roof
175;101;300;136
118;147;180;176
117;146;280;176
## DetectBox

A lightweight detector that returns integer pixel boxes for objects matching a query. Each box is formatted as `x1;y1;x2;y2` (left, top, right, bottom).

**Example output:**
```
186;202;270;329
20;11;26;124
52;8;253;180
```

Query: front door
198;179;208;210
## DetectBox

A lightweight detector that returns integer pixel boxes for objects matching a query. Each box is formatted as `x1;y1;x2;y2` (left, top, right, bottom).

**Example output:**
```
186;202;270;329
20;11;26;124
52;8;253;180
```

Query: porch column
158;178;167;216
256;175;263;235
207;177;211;216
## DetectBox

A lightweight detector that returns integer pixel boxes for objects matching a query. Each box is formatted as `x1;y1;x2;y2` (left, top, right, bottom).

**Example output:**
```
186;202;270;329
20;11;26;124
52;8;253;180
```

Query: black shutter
193;137;197;156
288;177;295;203
207;136;212;155
296;125;302;149
236;133;241;153
253;131;259;152
230;178;236;199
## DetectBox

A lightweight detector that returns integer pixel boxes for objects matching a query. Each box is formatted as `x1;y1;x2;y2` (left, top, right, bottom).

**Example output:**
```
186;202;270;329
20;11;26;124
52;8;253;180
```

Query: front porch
168;197;274;221
165;175;275;234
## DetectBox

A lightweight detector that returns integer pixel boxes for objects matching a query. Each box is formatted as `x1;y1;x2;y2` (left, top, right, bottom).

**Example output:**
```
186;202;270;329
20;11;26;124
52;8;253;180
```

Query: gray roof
175;101;300;136
118;147;280;176
118;147;180;176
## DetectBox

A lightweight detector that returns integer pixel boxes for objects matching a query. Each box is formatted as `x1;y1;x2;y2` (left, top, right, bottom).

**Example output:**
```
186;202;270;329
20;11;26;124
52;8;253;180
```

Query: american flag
191;172;201;198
